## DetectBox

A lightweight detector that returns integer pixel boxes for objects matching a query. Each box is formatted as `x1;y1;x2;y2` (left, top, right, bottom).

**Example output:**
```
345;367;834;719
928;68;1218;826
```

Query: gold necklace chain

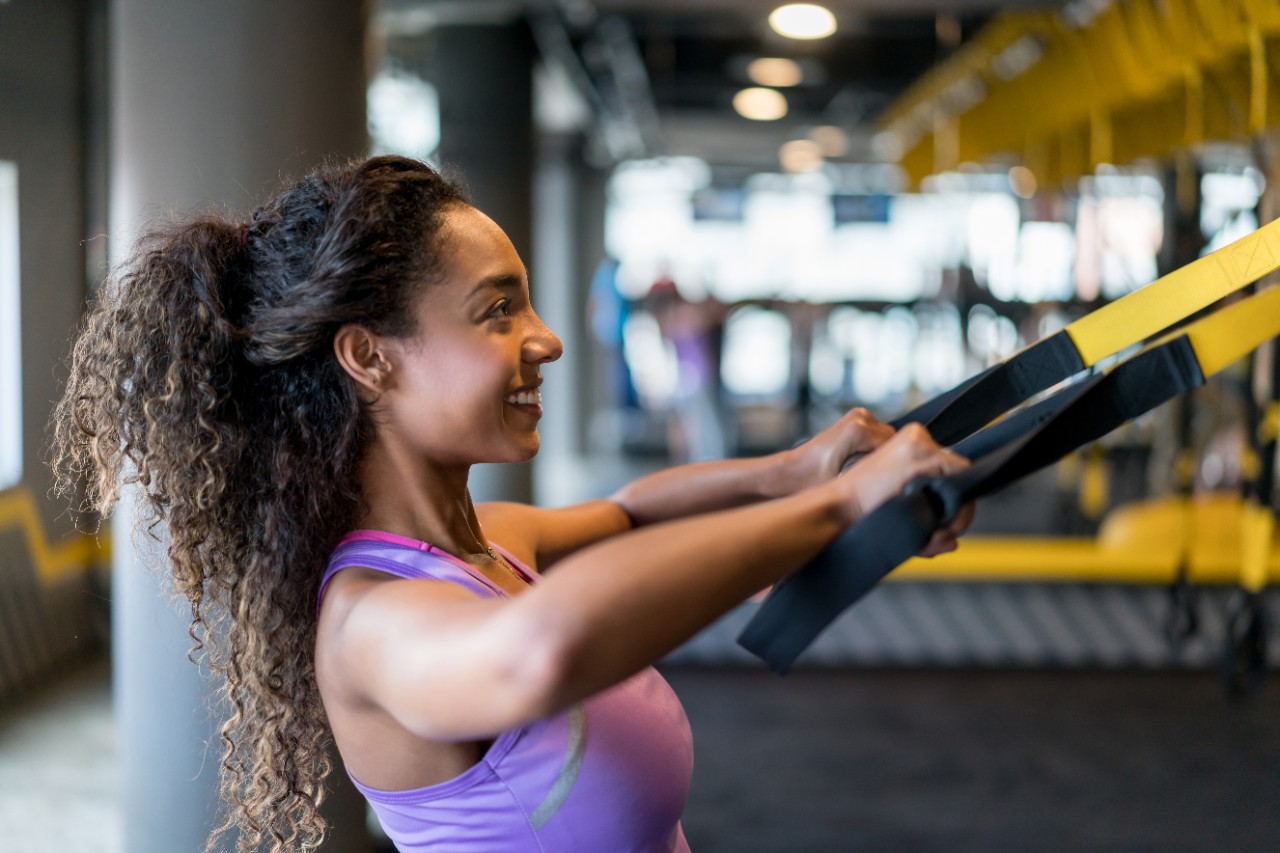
462;493;527;586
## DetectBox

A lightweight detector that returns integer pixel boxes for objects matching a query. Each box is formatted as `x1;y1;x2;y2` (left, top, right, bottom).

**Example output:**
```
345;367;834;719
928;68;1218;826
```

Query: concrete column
425;22;539;503
533;134;613;506
110;2;369;850
531;134;580;507
575;156;611;452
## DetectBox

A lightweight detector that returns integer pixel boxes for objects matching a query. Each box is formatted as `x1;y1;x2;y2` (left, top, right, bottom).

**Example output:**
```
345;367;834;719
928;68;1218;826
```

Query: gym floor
667;665;1280;852
2;657;1277;852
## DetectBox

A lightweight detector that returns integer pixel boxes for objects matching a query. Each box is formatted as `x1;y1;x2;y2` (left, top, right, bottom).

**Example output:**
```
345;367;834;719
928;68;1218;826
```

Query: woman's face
380;205;563;466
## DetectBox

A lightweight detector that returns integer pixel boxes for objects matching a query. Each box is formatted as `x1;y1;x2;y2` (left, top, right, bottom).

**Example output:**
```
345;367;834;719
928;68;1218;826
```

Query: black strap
893;329;1086;445
738;336;1204;673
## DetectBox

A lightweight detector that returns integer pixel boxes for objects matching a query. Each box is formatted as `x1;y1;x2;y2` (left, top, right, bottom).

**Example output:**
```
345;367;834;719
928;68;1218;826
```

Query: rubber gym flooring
3;659;1277;851
663;665;1280;852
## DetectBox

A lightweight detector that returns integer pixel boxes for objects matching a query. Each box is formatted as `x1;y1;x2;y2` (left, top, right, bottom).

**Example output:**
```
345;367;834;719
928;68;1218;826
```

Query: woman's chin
487;433;540;465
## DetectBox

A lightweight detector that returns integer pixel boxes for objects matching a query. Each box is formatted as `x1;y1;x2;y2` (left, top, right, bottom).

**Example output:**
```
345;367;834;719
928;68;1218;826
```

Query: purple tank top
320;530;694;852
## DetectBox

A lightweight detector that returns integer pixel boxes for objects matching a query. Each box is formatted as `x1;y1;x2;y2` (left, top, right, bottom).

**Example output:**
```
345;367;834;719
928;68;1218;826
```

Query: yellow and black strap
742;232;1280;674
899;215;1280;446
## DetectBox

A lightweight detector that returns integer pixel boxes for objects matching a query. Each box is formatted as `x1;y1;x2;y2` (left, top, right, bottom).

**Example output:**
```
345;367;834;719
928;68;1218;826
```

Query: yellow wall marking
0;487;110;585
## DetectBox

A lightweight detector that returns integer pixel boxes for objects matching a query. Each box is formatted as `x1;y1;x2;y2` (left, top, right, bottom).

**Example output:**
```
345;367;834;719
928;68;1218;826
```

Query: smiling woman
335;205;562;472
52;155;969;853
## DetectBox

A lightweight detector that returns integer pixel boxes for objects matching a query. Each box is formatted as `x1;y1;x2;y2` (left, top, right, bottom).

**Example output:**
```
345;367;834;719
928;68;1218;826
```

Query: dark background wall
0;0;104;703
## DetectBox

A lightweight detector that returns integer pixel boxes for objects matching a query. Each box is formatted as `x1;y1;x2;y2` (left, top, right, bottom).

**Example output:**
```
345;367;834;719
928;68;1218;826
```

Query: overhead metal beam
880;0;1280;187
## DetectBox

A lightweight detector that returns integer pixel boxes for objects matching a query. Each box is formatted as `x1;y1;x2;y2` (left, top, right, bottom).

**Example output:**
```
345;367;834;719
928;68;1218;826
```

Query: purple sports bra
320;530;694;852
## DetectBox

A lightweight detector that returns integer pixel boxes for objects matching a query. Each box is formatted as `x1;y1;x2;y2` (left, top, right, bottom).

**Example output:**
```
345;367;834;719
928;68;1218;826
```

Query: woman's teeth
505;389;542;406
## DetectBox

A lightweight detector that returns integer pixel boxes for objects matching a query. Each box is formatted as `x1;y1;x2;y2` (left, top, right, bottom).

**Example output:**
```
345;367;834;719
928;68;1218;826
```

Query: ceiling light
780;139;824;173
809;125;848;157
747;57;804;88
1008;165;1038;199
769;4;837;40
734;87;788;121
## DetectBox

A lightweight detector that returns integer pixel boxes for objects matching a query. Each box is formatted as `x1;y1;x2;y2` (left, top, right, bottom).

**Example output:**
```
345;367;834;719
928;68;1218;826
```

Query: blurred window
912;303;965;396
0;161;21;488
721;307;791;398
1201;169;1264;252
1011;221;1076;302
622;311;677;408
823;306;915;409
965;192;1020;298
606;159;935;304
1078;172;1164;299
367;67;440;160
967;305;1019;365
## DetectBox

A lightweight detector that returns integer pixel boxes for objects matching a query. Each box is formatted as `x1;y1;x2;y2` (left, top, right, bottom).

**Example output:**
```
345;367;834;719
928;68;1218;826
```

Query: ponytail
55;215;247;545
52;155;467;852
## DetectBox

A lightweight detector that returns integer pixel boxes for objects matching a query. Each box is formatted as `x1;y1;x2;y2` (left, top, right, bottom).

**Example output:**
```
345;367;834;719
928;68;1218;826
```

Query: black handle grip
737;490;943;674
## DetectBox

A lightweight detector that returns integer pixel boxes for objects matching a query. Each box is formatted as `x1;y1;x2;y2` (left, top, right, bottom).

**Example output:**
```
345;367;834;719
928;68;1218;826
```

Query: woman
53;156;970;852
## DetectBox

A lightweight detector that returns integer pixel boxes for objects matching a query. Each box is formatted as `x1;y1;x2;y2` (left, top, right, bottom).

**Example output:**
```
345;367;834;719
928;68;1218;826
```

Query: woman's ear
333;324;394;397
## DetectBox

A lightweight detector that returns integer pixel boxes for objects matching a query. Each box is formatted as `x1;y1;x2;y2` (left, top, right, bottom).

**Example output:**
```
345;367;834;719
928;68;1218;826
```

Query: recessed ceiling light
769;4;837;40
780;139;825;172
809;125;848;157
734;87;788;121
1008;165;1038;198
747;57;804;88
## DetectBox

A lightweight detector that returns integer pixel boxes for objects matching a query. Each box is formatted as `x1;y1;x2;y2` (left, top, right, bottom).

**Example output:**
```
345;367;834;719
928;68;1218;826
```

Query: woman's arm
325;424;968;742
478;407;896;568
611;407;894;525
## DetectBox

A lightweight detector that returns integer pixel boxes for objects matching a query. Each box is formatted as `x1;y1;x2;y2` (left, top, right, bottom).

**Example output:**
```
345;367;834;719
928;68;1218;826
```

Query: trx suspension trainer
740;217;1280;674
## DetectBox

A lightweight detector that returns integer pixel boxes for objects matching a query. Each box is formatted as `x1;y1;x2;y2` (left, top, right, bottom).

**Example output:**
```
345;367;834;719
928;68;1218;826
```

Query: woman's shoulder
478;498;635;570
475;502;541;569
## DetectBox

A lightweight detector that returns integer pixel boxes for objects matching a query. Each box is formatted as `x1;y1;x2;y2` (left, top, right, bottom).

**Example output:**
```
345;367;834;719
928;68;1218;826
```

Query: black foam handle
736;490;941;674
738;336;1206;673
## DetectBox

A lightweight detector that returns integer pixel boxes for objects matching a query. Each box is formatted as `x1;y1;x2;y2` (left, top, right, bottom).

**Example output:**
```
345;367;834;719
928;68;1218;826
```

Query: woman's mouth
504;388;543;415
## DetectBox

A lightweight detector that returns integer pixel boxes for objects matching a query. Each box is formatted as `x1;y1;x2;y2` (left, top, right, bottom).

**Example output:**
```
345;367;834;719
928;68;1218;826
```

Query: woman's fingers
819;407;895;474
843;407;896;453
919;529;959;557
948;501;977;537
786;408;896;492
837;422;975;526
917;501;975;558
889;423;970;480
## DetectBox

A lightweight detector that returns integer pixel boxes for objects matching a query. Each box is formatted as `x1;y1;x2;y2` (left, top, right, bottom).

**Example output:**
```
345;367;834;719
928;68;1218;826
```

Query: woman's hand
831;422;975;555
773;407;896;496
918;501;975;557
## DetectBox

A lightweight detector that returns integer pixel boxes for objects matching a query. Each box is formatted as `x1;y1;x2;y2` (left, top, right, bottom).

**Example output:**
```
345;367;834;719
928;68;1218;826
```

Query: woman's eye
489;298;512;319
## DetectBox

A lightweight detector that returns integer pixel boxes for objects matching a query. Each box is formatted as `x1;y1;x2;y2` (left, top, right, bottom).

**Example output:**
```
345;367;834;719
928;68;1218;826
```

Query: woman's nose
525;313;563;364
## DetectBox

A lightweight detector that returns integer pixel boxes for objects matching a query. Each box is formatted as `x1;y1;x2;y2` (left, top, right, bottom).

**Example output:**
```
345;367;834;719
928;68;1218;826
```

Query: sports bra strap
319;529;535;608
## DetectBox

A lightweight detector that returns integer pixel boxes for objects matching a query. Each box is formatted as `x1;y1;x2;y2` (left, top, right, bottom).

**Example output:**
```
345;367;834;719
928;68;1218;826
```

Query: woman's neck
355;440;489;559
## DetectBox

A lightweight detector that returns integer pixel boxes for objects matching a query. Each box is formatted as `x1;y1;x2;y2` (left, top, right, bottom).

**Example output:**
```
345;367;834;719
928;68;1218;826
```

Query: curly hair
51;155;466;851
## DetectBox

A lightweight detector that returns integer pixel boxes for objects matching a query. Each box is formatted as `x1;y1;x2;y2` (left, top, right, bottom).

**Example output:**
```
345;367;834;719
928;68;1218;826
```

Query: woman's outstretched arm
322;424;969;743
611;406;895;523
480;407;896;568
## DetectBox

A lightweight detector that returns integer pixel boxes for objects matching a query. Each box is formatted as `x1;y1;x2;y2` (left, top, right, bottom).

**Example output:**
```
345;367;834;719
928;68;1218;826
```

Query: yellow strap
1241;445;1262;483
898;494;1280;585
1175;448;1196;488
1260;401;1280;446
1079;444;1109;520
1180;285;1280;377
1066;216;1280;366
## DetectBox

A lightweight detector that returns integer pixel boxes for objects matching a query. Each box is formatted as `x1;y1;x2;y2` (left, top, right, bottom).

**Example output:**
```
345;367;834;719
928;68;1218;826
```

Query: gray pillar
575;157;611;454
532;136;578;505
533;134;611;506
427;22;538;503
110;2;369;850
